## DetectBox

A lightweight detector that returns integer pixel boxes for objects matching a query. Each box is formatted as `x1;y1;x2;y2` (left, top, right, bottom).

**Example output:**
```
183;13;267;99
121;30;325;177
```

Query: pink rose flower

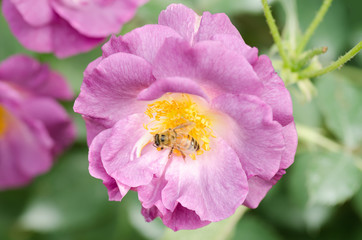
74;4;297;230
2;0;148;58
0;55;76;189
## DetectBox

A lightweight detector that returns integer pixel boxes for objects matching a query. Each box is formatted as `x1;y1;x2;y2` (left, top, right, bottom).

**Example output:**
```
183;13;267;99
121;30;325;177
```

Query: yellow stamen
0;105;8;137
144;94;214;159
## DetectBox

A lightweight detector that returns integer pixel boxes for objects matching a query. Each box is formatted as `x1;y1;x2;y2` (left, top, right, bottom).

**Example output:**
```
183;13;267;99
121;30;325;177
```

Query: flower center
0;105;8;137
144;94;214;160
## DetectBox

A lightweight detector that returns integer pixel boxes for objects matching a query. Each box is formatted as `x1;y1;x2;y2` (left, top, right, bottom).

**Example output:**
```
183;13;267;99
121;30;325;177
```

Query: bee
153;122;200;160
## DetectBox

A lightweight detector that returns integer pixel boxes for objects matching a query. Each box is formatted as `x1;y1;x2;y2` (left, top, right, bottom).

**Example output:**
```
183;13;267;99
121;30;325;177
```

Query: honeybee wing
173;122;196;134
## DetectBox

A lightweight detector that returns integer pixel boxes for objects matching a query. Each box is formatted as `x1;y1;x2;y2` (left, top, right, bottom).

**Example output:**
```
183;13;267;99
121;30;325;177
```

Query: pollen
0;105;8;137
145;94;215;159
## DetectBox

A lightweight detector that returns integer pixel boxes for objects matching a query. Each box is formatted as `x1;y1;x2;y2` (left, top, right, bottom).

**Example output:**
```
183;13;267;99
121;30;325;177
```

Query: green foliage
307;152;361;206
284;67;362;234
18;149;110;232
231;214;282;240
0;188;32;240
290;90;323;128
353;187;362;221
303;153;362;206
0;147;147;240
1;0;362;240
317;69;362;149
297;0;347;62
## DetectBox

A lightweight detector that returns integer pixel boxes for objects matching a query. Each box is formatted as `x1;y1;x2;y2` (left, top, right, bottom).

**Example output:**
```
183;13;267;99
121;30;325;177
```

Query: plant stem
280;0;299;52
296;0;333;54
298;41;362;79
261;0;290;67
296;123;343;152
355;156;362;172
297;124;362;172
294;47;327;70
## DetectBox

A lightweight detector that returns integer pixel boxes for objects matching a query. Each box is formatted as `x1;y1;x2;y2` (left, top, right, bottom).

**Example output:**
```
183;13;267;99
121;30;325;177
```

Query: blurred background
0;0;361;239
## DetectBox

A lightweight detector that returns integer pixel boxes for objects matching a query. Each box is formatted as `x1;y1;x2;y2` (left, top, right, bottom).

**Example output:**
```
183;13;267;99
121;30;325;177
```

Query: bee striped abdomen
184;135;199;152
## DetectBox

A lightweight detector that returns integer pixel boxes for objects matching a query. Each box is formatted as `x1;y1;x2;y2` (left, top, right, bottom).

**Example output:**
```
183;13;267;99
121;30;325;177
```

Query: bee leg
181;152;186;161
177;147;186;161
168;146;174;159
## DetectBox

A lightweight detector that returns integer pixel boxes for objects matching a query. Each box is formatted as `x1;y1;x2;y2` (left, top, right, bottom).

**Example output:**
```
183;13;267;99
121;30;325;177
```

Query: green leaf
232;214;282;240
287;153;335;231
161;206;247;240
136;0;267;20
316;69;362;149
252;179;305;231
14;148;147;240
303;204;335;232
286;152;309;208
352;184;362;221
196;0;271;15
290;89;323;128
17;147;114;232
0;188;32;240
345;0;362;68
306;152;362;206
126;192;165;240
338;66;362;87
257;154;335;232
27;201;147;240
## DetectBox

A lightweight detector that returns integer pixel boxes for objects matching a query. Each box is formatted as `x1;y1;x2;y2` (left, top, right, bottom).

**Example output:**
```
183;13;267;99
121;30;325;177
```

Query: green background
1;0;362;239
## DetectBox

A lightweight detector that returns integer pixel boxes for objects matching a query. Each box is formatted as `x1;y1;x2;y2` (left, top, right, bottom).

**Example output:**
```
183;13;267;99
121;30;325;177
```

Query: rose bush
0;55;76;189
74;4;298;231
2;0;148;58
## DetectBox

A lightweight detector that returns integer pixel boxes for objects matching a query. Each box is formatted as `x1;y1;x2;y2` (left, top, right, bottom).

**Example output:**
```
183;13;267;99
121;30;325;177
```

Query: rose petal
51;0;142;37
2;0;104;58
10;0;53;26
138;159;210;231
158;4;200;43
83;56;103;78
74;52;155;127
101;34;130;58
52;16;104;58
140;194;211;231
138;176;168;210
101;114;169;187
102;25;182;62
142;206;163;222
253;55;294;126
161;137;248;222
211;34;258;65
89;127;129;201
2;0;53;52
137;76;209;101
0;55;73;100
243;170;285;208
20;97;76;155
195;11;242;42
162;204;211;231
0;107;53;189
212;94;285;180
280;122;298;169
153;38;263;99
0;81;25;105
83;116;109;145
